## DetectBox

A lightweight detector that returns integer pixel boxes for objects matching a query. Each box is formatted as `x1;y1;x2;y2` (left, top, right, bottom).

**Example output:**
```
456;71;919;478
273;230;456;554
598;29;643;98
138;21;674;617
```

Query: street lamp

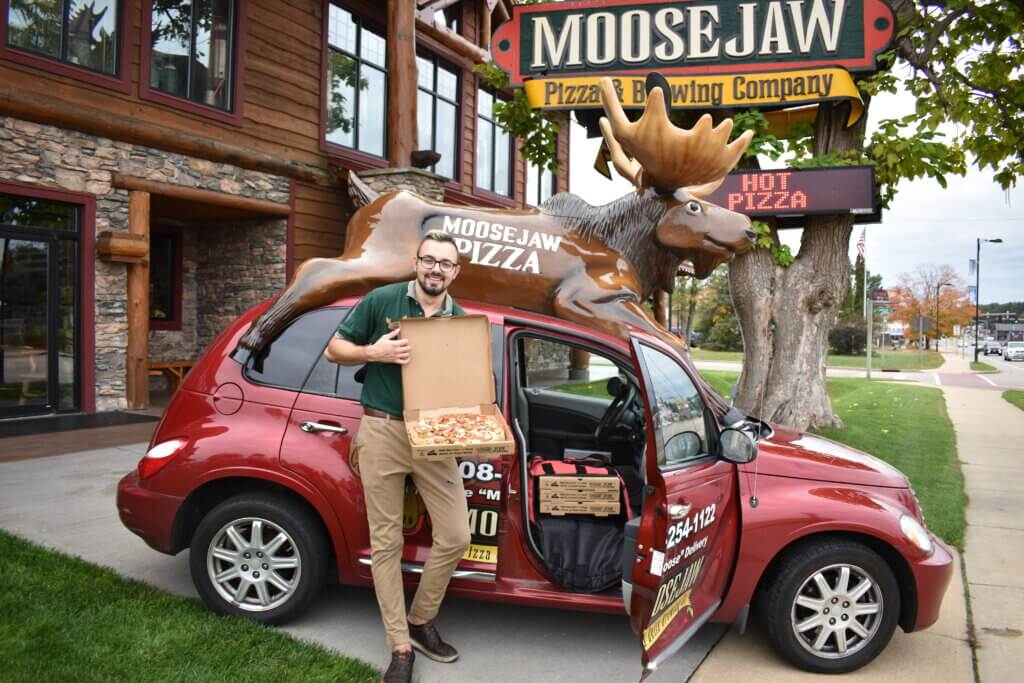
974;238;1004;362
935;281;951;351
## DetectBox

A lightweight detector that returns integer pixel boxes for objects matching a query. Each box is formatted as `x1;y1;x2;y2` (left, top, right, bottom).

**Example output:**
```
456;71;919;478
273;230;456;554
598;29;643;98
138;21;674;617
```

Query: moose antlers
598;77;753;198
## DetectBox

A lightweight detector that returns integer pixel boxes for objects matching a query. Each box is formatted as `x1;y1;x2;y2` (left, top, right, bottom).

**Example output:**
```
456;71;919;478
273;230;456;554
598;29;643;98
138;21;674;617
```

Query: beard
418;272;447;296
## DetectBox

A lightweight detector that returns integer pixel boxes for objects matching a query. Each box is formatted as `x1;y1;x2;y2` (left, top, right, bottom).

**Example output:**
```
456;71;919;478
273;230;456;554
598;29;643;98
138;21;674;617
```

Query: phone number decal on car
666;503;716;550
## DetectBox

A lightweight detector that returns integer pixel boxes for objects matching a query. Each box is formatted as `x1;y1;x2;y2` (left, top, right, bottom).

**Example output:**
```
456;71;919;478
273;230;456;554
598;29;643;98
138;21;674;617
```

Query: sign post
868;289;889;378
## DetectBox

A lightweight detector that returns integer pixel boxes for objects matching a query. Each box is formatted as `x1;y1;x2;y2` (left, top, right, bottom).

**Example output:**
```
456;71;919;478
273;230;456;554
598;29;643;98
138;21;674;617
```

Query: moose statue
239;77;754;353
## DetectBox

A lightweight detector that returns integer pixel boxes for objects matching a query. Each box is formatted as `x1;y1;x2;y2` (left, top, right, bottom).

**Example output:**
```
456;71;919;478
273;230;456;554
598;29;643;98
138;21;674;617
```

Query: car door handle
668;503;692;520
301;421;348;435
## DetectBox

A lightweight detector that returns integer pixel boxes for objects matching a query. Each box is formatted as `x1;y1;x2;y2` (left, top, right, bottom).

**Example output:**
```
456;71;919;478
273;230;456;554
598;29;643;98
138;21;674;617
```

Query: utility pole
974;238;1004;362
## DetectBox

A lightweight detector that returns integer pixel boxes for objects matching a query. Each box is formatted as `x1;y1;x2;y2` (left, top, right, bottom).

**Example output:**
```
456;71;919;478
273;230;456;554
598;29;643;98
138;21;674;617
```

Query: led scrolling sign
706;166;879;225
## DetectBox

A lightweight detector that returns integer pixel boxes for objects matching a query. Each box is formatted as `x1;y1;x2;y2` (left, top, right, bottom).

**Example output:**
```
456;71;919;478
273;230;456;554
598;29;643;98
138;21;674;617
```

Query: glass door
0;194;80;418
0;237;50;414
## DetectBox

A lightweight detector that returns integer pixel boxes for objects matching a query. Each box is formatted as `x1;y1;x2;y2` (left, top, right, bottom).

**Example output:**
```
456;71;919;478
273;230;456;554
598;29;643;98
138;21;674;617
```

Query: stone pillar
355;168;447;201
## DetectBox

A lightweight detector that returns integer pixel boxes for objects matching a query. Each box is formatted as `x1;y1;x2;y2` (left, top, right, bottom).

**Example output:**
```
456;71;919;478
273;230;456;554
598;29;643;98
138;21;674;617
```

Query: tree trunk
729;100;868;431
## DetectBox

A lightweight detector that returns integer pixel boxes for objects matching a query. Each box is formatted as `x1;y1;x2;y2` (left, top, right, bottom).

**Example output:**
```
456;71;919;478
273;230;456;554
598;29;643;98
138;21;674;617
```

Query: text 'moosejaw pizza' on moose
239;76;755;354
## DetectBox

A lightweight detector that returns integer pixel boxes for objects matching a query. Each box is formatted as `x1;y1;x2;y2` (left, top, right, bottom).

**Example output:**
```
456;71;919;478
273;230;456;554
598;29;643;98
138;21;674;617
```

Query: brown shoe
408;620;459;663
382;649;414;683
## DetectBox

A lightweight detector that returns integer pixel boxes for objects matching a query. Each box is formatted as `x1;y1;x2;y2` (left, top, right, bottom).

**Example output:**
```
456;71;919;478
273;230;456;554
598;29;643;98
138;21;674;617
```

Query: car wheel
758;539;900;673
189;493;328;624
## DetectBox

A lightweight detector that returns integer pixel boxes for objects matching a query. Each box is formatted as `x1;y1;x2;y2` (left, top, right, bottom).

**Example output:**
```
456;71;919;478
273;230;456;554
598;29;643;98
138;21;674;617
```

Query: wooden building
0;0;570;419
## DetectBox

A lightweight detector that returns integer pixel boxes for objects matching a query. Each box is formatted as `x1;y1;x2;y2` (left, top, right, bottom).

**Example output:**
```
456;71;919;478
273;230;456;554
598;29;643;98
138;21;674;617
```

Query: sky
568;90;1023;305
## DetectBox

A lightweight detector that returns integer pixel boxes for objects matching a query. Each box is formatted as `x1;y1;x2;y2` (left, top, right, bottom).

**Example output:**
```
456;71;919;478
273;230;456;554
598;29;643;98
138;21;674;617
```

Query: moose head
596;78;755;279
239;77;755;353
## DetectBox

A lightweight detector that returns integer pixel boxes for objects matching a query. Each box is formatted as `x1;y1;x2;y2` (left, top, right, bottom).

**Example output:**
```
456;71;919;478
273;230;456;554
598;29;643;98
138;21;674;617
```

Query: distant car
983;341;1003;356
1005;342;1024;361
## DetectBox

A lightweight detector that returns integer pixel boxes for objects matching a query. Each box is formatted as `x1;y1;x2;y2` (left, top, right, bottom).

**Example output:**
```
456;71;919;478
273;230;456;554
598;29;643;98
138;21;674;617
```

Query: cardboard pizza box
399;315;514;460
538;488;619;502
540;499;621;516
539;475;619;492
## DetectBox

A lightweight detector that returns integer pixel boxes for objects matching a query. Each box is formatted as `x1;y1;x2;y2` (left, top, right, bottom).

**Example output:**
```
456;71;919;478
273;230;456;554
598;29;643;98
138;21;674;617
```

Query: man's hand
368;328;411;365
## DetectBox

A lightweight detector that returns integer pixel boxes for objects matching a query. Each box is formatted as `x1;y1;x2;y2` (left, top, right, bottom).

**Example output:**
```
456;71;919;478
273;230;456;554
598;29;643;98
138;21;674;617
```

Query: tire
757;539;900;674
189;493;328;625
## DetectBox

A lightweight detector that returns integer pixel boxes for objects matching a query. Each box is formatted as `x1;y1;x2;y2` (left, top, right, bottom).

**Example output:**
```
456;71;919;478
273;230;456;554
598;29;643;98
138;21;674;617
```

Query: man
324;230;471;683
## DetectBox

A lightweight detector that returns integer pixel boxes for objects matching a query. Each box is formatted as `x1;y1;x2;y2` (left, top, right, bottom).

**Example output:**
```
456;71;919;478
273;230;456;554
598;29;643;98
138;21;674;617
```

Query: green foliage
732;110;785;159
829;325;867;355
750;220;794;267
693;268;743;351
473;62;561;172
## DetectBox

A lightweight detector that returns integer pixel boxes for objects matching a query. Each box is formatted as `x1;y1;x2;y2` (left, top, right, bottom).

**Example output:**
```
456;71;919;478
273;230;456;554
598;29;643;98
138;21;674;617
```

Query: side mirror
720;428;757;464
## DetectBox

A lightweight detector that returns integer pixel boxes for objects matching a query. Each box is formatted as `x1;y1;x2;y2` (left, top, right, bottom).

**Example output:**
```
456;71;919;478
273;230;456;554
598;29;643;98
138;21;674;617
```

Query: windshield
1008;342;1024;349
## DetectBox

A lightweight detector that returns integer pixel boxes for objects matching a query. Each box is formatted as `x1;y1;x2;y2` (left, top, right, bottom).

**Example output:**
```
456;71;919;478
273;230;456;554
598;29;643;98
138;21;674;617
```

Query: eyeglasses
417;256;458;273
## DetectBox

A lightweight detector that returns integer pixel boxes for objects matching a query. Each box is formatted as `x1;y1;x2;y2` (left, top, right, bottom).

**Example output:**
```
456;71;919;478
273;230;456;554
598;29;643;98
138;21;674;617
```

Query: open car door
624;333;740;677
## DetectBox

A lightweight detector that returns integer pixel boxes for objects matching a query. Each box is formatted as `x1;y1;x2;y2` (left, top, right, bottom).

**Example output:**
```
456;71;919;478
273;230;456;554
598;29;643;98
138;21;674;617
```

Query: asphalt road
0;445;724;683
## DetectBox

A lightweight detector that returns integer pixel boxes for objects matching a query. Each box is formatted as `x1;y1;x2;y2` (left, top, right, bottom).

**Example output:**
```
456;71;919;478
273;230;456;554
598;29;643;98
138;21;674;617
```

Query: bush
829;325;866;355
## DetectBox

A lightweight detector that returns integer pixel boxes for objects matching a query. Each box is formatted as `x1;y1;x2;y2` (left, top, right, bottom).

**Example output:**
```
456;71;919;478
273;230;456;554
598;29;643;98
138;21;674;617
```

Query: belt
363;407;403;421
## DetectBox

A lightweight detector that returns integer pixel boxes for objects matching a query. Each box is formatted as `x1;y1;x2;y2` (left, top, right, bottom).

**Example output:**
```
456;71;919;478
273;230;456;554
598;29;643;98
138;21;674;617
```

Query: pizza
410;413;506;446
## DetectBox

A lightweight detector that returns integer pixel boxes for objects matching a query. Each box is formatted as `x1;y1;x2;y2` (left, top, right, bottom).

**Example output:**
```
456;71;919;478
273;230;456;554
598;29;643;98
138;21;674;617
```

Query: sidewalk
943;384;1024;682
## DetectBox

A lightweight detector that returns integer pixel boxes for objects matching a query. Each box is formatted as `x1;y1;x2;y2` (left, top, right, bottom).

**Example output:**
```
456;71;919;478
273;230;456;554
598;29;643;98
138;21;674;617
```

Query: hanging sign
705;166;877;217
492;0;895;124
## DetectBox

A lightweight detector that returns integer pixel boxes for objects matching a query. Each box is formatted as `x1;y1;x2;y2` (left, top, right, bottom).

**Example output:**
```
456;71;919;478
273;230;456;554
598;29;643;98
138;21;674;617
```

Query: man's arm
325;328;411;366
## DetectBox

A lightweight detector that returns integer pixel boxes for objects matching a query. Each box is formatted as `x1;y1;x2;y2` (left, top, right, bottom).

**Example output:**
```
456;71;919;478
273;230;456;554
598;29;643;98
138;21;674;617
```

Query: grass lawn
971;361;998;373
689;348;945;371
0;530;378;682
696;370;964;546
1004;391;1024;412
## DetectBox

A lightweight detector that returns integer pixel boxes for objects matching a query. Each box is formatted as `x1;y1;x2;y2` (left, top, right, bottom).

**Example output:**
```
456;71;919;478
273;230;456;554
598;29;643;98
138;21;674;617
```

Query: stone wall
0;116;290;411
196;217;288;350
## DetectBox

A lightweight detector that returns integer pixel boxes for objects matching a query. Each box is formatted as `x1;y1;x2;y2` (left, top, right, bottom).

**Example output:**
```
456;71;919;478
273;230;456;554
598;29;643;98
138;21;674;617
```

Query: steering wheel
594;377;638;441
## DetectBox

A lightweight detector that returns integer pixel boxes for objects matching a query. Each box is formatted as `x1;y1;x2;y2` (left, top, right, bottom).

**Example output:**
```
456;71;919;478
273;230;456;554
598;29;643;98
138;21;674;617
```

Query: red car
117;297;952;675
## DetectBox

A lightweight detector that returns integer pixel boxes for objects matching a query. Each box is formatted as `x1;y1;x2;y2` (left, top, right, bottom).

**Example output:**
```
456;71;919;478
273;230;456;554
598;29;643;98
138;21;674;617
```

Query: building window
149;0;236;111
476;88;512;197
325;3;387;157
149;230;181;329
416;53;459;180
5;0;120;75
526;161;556;207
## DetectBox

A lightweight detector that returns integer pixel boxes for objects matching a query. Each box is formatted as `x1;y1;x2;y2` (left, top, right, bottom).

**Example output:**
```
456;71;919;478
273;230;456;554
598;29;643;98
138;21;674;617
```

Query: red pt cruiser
117;297;952;675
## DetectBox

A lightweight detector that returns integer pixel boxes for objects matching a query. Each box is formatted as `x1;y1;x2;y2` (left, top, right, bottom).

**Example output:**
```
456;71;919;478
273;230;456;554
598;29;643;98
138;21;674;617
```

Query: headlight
900;515;933;554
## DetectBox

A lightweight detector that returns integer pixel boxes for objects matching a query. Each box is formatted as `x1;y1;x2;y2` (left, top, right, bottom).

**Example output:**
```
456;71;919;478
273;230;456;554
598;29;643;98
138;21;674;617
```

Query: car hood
739;425;909;488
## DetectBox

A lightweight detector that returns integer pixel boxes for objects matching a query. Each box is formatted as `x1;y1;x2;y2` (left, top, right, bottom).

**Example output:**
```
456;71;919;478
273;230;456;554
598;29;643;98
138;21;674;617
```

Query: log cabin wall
0;0;570;414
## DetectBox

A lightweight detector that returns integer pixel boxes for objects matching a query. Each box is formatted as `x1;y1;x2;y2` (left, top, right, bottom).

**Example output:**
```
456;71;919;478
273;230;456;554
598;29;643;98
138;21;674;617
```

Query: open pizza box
399;315;514;460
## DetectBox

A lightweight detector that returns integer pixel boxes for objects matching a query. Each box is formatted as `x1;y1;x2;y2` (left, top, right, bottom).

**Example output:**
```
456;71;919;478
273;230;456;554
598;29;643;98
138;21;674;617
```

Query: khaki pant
354;415;471;649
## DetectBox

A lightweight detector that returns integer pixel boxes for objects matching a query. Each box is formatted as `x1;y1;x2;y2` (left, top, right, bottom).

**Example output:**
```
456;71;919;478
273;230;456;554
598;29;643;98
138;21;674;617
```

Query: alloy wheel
790;563;883;660
206;516;302;612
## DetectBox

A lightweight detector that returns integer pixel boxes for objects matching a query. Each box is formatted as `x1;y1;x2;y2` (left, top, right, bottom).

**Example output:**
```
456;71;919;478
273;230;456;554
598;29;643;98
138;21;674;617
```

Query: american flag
856;229;866;258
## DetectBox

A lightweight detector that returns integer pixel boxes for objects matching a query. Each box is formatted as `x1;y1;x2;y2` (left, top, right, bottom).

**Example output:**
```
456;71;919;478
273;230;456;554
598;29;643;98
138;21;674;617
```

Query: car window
638;344;710;469
299;311;505;406
519;336;624;399
245;308;349;391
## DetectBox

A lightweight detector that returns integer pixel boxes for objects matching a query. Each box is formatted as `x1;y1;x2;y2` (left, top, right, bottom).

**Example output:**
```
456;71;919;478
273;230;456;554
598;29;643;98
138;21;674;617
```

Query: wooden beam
495;1;510;23
0;87;331;185
126;191;150;410
415;16;488;63
388;1;418;166
96;231;148;263
481;1;492;51
111;174;291;216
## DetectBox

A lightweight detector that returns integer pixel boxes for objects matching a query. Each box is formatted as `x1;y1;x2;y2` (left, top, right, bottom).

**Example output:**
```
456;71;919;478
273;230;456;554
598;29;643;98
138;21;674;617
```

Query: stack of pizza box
539;475;621;516
399;315;514;460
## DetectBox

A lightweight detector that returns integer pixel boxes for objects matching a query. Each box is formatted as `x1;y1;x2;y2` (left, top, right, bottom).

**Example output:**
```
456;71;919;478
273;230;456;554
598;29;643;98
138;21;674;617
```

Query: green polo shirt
335;281;464;415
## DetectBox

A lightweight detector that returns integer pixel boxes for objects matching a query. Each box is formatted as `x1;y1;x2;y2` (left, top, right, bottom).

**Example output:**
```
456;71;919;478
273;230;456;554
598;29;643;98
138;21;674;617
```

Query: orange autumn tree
889;265;974;349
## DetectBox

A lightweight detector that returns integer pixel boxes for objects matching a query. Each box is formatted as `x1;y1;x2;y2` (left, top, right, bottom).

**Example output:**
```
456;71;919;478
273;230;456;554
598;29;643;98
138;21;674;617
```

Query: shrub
829;324;866;355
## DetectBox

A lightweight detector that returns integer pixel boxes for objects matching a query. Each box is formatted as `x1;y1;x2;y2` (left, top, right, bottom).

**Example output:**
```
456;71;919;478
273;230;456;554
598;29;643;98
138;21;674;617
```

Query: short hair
418;229;459;260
